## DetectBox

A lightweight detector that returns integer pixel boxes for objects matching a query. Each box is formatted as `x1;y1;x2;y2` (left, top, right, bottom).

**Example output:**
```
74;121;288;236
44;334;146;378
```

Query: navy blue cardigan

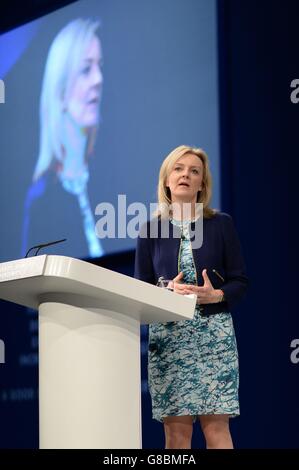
134;212;248;315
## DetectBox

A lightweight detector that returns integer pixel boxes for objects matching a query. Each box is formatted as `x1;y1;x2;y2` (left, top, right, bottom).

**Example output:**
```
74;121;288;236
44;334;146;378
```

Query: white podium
0;255;196;449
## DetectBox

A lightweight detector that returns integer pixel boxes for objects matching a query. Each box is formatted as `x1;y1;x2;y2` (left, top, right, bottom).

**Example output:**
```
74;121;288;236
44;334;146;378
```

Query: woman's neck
60;112;89;180
171;199;198;221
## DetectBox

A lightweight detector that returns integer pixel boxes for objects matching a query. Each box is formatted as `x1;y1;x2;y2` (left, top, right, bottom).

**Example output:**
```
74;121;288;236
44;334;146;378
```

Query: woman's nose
182;170;190;178
92;65;103;87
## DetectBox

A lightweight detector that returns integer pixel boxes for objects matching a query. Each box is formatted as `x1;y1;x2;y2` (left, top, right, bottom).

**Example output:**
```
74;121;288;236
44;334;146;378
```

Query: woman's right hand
172;272;190;295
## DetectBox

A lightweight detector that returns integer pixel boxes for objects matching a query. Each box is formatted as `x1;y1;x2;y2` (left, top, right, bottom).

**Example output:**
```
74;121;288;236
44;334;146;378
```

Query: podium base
39;302;141;449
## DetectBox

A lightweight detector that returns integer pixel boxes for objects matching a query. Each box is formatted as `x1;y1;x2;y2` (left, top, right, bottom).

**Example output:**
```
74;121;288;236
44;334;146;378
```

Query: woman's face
166;153;203;204
67;35;103;127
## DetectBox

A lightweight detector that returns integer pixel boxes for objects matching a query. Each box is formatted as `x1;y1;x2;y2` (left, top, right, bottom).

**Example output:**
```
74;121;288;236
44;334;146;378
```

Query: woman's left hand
184;269;223;304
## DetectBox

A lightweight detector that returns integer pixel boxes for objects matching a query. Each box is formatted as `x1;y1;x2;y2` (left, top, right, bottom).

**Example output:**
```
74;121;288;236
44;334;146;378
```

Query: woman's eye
192;169;199;174
81;66;91;75
174;167;182;171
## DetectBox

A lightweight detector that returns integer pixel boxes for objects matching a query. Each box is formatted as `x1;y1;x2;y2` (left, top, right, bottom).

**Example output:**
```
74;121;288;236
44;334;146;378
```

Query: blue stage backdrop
0;0;220;448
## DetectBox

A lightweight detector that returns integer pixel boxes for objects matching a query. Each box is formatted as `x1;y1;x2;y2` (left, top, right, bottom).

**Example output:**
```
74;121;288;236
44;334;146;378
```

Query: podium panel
39;302;141;448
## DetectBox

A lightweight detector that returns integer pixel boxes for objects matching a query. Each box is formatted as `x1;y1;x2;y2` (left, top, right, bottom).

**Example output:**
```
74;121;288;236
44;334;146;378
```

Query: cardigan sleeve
134;223;156;285
219;213;249;309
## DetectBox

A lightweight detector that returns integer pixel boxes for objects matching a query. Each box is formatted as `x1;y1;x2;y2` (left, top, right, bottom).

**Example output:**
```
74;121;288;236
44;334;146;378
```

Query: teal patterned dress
148;219;240;422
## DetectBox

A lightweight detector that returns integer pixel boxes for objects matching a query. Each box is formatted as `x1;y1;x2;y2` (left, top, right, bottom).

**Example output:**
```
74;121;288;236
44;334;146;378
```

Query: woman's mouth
87;96;99;105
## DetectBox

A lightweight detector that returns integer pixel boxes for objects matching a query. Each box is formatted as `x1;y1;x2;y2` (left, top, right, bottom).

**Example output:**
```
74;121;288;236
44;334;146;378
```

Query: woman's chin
75;111;99;128
172;190;195;202
82;115;99;127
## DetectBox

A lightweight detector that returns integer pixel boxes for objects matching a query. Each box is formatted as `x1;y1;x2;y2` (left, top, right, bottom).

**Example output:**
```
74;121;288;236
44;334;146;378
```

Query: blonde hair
33;18;100;181
157;145;216;218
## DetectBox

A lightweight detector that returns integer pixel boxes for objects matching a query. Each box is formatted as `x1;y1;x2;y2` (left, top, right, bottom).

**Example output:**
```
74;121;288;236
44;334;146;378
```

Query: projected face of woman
67;36;103;128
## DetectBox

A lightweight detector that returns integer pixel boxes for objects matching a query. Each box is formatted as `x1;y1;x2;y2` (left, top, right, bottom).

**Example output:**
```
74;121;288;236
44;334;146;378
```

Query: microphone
25;238;67;258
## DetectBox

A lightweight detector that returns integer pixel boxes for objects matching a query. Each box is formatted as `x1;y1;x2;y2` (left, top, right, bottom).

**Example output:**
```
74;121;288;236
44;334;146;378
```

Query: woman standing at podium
135;145;248;449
